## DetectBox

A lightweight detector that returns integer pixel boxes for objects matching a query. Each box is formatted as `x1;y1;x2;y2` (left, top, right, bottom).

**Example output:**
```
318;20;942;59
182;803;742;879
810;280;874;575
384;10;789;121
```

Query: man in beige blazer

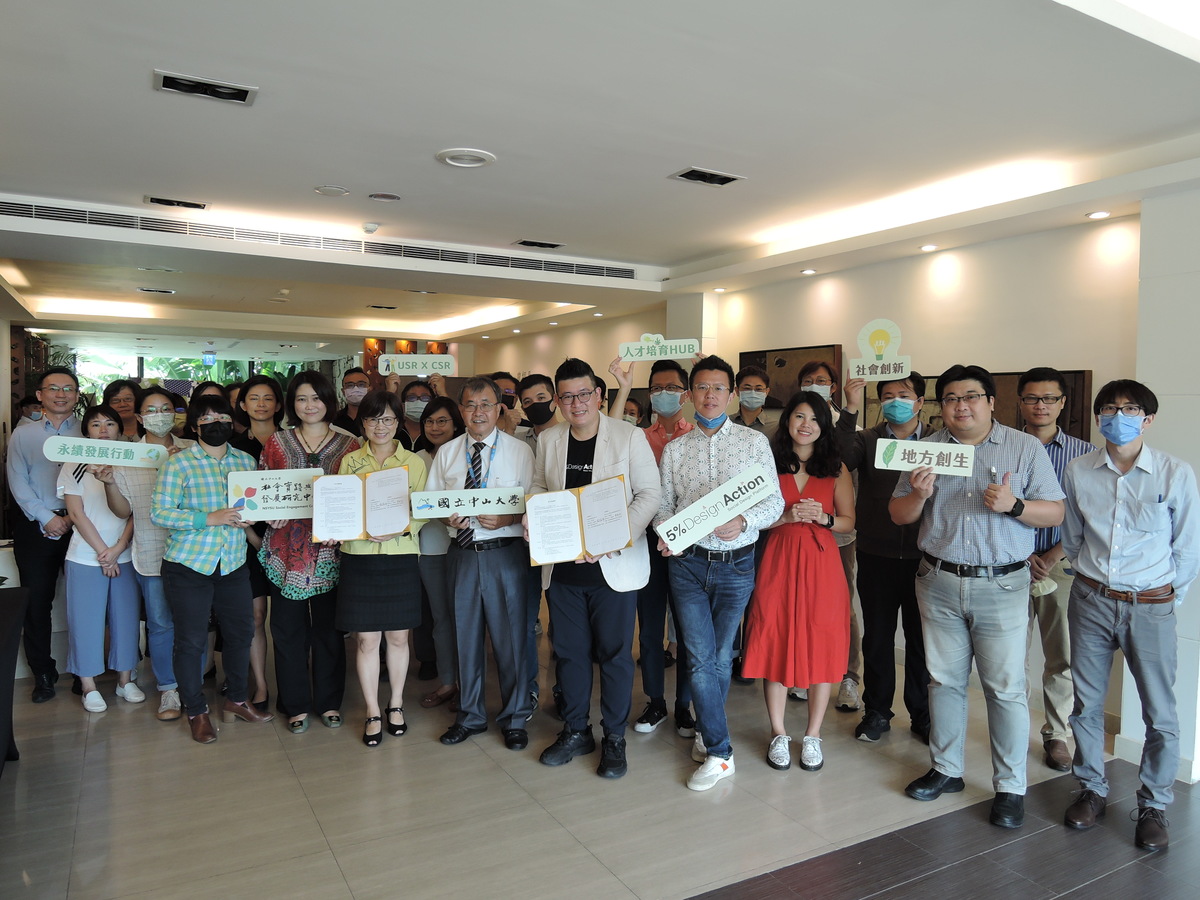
526;357;662;778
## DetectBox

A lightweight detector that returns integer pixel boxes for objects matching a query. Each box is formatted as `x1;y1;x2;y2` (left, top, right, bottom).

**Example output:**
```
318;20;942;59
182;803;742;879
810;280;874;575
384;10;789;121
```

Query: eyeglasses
648;385;686;396
462;401;497;413
939;393;988;407
363;416;398;427
693;383;731;395
1099;404;1144;417
140;404;173;415
801;377;833;386
424;417;454;428
557;389;598;406
500;388;517;396
343;381;370;389
1020;395;1063;406
196;414;233;424
42;385;78;395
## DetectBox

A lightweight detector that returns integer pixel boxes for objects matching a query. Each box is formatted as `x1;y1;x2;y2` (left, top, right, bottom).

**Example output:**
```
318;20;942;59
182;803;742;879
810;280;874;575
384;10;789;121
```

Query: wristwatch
1006;498;1025;519
739;516;748;533
821;512;835;529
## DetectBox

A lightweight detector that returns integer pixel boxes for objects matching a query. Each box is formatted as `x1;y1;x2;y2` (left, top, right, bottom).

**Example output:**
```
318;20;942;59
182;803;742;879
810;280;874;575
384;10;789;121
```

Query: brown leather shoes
188;713;218;744
1064;789;1106;829
1134;807;1169;851
1043;739;1072;772
420;685;459;709
221;699;275;724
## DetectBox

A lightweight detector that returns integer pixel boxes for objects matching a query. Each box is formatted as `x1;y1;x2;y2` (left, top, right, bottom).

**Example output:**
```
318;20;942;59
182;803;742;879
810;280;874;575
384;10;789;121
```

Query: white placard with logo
655;462;778;554
410;486;526;518
874;439;975;477
228;468;324;521
377;354;456;376
847;318;912;381
43;436;167;469
617;334;701;362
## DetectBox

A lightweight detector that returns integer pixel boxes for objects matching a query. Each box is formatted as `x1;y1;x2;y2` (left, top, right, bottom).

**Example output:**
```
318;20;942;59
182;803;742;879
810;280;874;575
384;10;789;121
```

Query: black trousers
547;575;637;737
11;513;70;678
270;588;345;718
162;560;253;717
857;552;929;726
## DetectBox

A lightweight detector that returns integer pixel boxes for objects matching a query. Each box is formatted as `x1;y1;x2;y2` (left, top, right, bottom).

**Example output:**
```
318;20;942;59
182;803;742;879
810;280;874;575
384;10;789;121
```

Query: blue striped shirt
1029;427;1095;552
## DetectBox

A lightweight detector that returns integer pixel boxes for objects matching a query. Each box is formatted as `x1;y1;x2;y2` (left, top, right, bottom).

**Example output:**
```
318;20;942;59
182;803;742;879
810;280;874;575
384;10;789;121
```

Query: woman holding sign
742;391;855;774
260;372;359;734
333;391;428;745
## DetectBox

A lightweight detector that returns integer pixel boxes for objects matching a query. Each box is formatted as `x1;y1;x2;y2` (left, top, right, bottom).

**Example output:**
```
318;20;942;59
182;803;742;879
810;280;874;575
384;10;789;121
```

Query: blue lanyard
464;438;499;488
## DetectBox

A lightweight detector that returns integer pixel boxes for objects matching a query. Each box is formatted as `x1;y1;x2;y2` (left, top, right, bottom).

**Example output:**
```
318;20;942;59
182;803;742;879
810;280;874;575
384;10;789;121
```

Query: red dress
742;472;850;687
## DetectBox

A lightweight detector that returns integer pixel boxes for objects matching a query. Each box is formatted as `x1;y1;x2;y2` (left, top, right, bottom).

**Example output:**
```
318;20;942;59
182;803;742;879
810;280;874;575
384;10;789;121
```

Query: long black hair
770;390;841;479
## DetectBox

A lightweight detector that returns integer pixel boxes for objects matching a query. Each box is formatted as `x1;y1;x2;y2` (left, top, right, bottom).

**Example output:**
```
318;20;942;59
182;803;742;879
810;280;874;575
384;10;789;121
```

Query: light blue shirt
6;414;82;527
1062;444;1199;603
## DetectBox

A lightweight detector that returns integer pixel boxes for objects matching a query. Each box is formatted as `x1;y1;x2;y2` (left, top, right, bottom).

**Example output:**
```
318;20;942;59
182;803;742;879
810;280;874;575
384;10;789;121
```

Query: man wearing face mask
331;368;371;438
15;395;43;428
837;372;931;745
1061;380;1198;850
732;366;778;433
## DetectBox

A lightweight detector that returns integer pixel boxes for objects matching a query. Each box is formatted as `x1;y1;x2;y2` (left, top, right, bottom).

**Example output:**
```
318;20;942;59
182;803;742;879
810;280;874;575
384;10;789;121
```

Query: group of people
6;351;1196;852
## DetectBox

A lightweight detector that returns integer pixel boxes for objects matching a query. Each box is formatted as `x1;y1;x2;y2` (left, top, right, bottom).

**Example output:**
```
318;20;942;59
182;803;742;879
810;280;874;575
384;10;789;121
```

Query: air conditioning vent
514;239;562;249
153;70;258;105
137;287;176;294
668;167;745;187
144;195;208;210
367;305;397;310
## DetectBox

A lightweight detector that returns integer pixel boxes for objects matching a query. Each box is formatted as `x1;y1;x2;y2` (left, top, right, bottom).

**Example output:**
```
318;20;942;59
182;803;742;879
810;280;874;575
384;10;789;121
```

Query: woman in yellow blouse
335;391;428;746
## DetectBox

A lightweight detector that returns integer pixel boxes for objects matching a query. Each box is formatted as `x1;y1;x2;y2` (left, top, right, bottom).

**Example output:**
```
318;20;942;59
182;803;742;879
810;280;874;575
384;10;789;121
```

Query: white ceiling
3;0;1200;358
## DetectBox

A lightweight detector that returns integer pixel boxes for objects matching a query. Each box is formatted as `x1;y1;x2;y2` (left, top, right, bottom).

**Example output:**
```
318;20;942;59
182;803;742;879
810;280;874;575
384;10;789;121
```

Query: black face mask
500;394;516;409
524;400;555;426
199;421;233;446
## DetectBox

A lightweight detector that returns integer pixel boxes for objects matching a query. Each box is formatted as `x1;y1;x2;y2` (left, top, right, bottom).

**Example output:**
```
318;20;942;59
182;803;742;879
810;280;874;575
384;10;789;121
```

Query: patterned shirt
151;443;257;575
1028;427;1095;553
654;419;784;552
112;437;195;576
892;421;1064;566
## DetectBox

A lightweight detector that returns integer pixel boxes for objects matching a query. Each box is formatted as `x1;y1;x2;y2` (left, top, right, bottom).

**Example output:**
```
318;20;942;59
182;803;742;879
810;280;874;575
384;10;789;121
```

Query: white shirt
57;464;133;567
426;429;534;541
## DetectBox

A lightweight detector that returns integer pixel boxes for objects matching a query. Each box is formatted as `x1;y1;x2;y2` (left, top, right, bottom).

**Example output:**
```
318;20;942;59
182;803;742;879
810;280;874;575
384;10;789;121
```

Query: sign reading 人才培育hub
655;462;778;554
874;438;975;477
617;334;701;362
847;318;912;381
377;354;456;377
43;437;168;468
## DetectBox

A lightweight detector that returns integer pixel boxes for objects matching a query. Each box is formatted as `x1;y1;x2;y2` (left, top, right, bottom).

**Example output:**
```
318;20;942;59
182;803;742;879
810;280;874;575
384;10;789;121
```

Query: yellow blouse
336;443;428;556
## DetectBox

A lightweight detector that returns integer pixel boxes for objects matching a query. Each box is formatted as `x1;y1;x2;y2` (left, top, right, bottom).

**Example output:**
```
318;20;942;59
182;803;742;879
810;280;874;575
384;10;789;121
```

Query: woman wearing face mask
397;380;434;450
414;397;466;709
102;388;195;720
260;371;359;734
622;397;645;428
59;405;140;713
103;379;142;441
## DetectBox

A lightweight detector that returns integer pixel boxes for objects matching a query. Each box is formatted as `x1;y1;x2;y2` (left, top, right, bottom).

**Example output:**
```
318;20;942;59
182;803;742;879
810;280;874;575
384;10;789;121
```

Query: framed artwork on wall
738;344;844;409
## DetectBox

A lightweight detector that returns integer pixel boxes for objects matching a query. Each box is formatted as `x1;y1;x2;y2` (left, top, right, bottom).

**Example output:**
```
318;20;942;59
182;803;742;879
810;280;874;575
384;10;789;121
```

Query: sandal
385;707;407;737
363;716;383;747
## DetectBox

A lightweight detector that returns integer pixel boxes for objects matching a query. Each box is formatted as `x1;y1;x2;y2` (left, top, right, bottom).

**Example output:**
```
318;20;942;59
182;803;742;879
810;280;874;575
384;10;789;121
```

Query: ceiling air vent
153;69;258;106
668;167;745;187
367;305;397;310
137;287;176;294
514;239;562;249
144;195;207;211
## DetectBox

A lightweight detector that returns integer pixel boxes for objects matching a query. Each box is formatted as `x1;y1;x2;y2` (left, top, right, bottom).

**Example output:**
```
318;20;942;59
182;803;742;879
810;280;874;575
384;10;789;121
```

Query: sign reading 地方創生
655;462;778;554
873;438;975;477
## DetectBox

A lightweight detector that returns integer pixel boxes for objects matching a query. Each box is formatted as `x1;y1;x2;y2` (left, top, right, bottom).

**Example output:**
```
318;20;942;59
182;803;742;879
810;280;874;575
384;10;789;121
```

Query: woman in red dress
742;391;855;772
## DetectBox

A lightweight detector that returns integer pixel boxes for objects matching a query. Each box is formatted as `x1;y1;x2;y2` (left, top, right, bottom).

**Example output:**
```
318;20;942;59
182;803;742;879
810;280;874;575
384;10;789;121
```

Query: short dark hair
689;355;735;391
770;391;841;479
186;393;233;430
1094;379;1158;416
648;358;688;390
796;360;837;388
877;370;926;399
37;366;79;390
416;396;466;452
518;373;555;397
342;367;368;382
82;403;121;432
553;358;598;391
286;371;338;425
236;374;285;427
18;395;39;408
936;364;995;400
192;380;225;399
138;386;177;413
358;389;403;422
1018;366;1068;396
488;371;518;388
399;380;434;403
103;379;141;405
735;365;770;389
459;375;502;405
624;396;645;420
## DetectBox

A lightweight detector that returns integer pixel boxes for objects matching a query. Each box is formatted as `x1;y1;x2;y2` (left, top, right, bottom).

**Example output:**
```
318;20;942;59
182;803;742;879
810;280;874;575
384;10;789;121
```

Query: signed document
312;468;410;541
526;475;631;565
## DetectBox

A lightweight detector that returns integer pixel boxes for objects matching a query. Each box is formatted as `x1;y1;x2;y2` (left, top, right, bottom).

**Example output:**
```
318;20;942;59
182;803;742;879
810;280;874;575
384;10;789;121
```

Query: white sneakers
800;735;824;771
82;691;107;713
836;678;861;711
115;681;146;703
787;687;808;701
767;734;792;770
687;753;735;791
157;689;182;721
691;731;707;763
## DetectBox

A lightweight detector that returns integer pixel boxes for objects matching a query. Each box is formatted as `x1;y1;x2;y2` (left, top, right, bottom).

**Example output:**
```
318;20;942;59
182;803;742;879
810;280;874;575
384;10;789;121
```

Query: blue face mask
694;411;728;429
881;398;916;425
739;389;767;410
1099;412;1144;446
650;390;683;417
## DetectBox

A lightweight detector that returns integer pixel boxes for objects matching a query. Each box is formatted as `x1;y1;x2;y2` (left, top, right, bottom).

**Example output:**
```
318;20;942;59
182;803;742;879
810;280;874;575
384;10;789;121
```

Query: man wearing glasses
655;355;784;791
6;367;83;702
427;376;535;751
1061;380;1198;851
1015;368;1094;773
890;364;1063;828
332;367;372;438
528;358;660;778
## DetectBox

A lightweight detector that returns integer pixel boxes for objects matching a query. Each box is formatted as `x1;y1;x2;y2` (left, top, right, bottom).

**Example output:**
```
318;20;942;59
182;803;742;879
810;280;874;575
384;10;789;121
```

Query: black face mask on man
199;421;233;446
523;400;555;426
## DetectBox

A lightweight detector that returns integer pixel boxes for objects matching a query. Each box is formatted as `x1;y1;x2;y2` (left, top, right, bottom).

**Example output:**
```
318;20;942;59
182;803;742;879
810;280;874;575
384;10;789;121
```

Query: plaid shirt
151;443;257;575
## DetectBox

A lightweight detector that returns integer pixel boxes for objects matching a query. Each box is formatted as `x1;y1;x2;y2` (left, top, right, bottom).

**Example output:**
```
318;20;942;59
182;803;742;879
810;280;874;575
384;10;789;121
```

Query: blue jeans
668;548;756;759
137;572;177;690
65;560;140;678
916;559;1030;793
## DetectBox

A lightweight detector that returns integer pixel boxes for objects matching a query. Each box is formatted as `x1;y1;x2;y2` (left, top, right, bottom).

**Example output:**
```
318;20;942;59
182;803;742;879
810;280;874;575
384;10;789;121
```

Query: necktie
455;441;485;547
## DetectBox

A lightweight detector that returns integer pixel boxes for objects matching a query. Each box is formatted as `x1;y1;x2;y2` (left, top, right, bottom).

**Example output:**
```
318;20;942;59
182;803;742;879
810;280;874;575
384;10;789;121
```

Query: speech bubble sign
377;354;456;376
848;318;911;381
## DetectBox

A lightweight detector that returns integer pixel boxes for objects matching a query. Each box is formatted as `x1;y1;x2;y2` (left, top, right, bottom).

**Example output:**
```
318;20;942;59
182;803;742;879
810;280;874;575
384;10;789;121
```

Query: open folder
525;475;632;566
311;467;410;542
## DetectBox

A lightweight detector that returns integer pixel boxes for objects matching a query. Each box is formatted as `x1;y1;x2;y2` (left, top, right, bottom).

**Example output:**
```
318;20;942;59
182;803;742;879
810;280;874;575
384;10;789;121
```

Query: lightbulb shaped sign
848;318;910;381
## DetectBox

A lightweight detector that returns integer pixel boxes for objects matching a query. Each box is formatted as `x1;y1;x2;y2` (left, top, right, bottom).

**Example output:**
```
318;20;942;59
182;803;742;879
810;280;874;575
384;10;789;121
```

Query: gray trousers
1068;578;1179;809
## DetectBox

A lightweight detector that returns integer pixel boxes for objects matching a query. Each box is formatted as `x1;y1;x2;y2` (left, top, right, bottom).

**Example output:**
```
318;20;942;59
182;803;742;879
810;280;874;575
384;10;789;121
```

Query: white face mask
622;414;638;426
343;386;369;405
141;412;176;436
806;384;832;401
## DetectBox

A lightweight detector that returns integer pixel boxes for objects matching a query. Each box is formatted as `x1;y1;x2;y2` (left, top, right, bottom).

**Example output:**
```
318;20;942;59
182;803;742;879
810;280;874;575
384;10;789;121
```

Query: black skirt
335;553;421;632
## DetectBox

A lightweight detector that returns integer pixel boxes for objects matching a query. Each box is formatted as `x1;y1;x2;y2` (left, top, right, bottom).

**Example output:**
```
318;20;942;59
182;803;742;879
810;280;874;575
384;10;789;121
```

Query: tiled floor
0;635;1160;900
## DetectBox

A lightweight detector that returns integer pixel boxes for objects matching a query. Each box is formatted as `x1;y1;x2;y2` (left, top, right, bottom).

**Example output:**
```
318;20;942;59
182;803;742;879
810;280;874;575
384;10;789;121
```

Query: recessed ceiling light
548;321;558;326
153;69;257;105
435;148;497;168
314;185;350;196
712;288;726;293
512;329;521;334
593;313;604;317
920;244;939;252
481;335;490;339
279;344;299;349
1086;210;1111;220
368;192;402;202
406;290;438;295
801;269;817;276
668;167;745;187
267;296;290;303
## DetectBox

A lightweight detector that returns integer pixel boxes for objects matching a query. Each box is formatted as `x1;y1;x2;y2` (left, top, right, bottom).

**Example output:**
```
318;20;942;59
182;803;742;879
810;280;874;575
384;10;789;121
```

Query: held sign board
44;436;167;468
617;334;701;362
228;468;324;521
847;318;911;381
377;354;456;376
654;462;778;554
873;439;975;477
410;487;527;518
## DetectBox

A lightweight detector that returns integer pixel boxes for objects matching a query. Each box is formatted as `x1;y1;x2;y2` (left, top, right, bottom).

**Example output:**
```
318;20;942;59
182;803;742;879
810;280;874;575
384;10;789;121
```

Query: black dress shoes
990;792;1024;828
1134;807;1169;851
440;723;486;745
904;768;965;801
503;728;529;751
1064;790;1106;829
31;672;56;703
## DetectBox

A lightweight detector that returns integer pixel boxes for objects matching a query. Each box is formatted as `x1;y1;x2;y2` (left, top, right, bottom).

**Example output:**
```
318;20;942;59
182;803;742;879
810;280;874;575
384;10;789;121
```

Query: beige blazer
532;415;661;592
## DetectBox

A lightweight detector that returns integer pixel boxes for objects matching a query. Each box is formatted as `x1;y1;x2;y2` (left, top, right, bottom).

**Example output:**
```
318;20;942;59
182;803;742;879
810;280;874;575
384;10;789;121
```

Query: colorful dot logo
232;485;259;511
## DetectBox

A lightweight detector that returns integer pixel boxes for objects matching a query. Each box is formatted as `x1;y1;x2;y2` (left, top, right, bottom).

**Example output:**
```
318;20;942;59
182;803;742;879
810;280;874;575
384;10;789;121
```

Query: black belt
679;544;755;564
923;553;1024;579
458;536;520;553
